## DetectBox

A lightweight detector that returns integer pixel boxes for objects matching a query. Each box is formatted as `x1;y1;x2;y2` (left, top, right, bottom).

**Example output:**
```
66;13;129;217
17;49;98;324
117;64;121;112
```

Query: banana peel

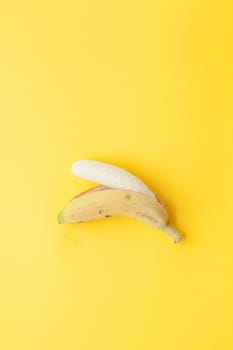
58;160;183;244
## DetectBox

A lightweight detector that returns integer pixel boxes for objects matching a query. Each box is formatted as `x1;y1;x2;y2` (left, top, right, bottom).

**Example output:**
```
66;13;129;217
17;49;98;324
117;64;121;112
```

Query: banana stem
163;224;183;244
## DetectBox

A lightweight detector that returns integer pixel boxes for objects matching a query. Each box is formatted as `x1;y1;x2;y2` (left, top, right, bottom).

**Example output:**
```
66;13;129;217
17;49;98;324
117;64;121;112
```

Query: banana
58;160;183;243
72;160;155;197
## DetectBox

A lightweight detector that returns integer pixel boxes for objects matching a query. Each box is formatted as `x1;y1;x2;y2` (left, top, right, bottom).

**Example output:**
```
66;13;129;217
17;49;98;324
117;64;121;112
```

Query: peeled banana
58;160;183;243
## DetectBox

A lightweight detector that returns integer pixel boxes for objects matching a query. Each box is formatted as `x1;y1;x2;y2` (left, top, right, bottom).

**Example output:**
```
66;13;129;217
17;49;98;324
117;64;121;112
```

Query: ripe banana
58;160;183;243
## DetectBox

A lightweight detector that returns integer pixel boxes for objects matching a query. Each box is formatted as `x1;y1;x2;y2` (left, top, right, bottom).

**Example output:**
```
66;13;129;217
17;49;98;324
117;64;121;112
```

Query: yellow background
0;0;232;349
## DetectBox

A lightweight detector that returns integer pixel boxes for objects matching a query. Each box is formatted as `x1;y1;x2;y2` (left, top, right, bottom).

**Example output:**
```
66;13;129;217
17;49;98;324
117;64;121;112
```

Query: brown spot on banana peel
154;193;167;209
58;188;183;243
136;211;158;224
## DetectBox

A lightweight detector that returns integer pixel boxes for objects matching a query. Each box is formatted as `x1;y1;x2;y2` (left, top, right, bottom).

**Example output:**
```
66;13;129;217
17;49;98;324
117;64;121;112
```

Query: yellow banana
58;184;183;243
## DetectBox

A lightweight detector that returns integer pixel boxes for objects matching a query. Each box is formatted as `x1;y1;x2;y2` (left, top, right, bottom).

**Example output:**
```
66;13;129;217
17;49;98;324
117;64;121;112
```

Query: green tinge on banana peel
58;186;183;244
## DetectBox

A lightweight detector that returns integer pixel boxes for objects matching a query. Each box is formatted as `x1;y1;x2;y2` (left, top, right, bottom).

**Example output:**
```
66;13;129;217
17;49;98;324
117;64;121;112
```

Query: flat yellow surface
0;1;232;349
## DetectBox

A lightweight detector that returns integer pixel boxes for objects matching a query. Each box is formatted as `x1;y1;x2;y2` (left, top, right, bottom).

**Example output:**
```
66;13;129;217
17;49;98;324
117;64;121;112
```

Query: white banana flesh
72;160;155;197
58;160;183;244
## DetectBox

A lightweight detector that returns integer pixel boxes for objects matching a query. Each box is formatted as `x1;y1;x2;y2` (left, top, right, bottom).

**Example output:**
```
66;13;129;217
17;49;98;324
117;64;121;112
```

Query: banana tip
163;225;183;244
174;236;183;244
57;211;64;224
